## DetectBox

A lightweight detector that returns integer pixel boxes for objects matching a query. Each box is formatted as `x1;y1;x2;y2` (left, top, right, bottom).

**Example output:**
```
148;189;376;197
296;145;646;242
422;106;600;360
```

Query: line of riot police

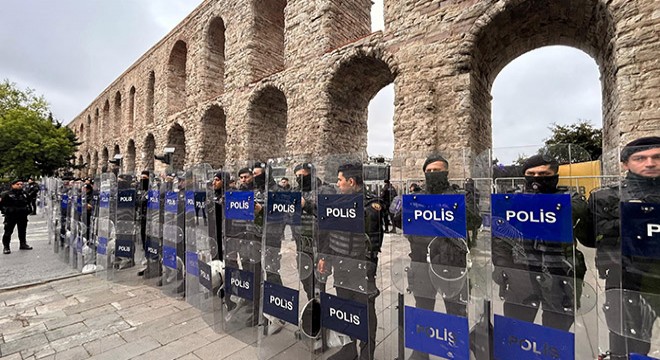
40;138;660;360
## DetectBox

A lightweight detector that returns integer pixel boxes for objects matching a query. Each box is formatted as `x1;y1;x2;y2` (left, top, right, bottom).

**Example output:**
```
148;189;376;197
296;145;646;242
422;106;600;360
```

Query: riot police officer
318;162;384;360
1;180;33;254
212;171;229;261
589;136;660;360
492;154;589;330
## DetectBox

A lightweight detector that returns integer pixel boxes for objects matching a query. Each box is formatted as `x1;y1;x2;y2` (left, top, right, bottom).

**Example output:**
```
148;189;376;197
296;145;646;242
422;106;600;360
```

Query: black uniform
493;188;589;331
403;184;481;317
320;189;384;360
26;182;39;215
589;173;660;359
1;188;32;251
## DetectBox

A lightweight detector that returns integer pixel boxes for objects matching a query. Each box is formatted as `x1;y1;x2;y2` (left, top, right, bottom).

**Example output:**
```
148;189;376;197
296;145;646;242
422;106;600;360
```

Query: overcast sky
1;1;601;162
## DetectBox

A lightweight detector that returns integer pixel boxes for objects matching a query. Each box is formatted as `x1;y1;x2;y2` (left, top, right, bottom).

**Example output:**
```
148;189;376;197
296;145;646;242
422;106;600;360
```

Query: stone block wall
68;0;660;177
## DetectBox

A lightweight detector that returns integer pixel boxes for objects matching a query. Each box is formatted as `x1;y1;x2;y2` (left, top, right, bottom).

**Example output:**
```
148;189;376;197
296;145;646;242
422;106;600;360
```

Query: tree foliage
0;80;80;179
544;120;602;163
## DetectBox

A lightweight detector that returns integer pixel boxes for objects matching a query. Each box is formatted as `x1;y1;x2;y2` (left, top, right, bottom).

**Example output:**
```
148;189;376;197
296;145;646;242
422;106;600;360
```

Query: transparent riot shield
80;181;98;274
222;160;264;344
312;153;394;360
257;156;322;359
59;182;71;263
142;174;162;287
594;144;660;359
96;173;116;280
49;178;62;253
75;182;86;272
185;168;201;308
111;173;140;284
486;145;598;360
195;165;222;331
161;173;186;298
68;182;81;268
389;150;489;360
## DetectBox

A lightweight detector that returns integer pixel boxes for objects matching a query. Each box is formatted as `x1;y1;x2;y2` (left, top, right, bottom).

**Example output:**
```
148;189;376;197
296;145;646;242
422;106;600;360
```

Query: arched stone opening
94;108;100;143
78;155;84;177
143;133;156;171
92;151;99;177
126;140;136;174
199;105;227;168
128;86;136;132
114;91;122;137
205;17;226;99
101;147;109;173
79;124;84;142
102;100;110;136
325;54;395;154
467;0;616;156
252;1;286;79
247;86;287;160
166;124;186;171
167;41;188;115
85;153;91;177
146;71;155;124
86;115;92;144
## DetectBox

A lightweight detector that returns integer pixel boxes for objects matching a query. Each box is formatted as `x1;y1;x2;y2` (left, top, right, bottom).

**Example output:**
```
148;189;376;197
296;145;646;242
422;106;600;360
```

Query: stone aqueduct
69;0;660;177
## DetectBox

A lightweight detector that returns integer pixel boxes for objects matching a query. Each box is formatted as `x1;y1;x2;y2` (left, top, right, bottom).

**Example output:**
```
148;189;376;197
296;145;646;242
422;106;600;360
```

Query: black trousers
3;215;28;248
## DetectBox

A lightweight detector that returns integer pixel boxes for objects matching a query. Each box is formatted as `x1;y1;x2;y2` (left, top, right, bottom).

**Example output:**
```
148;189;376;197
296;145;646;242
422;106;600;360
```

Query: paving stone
136;333;210;360
87;336;160;360
82;333;127;356
0;333;48;357
45;322;88;342
193;335;254;360
150;316;208;345
50;345;89;360
2;323;47;342
44;313;84;331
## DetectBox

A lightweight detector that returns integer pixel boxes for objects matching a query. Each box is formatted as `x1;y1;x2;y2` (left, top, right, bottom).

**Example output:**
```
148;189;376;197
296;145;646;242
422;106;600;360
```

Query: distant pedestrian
26;178;39;215
0;180;33;254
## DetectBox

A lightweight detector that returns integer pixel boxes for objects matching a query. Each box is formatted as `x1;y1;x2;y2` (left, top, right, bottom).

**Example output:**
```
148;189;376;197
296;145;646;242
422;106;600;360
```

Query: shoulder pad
371;202;382;211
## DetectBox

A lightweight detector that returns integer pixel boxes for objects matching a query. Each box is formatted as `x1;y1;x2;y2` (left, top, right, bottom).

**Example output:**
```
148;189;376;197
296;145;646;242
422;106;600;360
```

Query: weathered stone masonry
69;0;660;176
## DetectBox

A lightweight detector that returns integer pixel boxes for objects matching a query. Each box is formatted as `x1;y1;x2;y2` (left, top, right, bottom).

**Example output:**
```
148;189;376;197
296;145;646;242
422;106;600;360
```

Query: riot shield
257;156;323;359
142;174;163;287
161;172;186;298
389;150;490;360
111;173;140;284
222;160;265;344
184;168;201;308
313;153;394;360
68;182;81;268
197;165;223;332
48;178;62;253
80;180;98;274
59;182;72;263
594;144;660;359
74;182;86;272
96;173;116;280
486;145;598;360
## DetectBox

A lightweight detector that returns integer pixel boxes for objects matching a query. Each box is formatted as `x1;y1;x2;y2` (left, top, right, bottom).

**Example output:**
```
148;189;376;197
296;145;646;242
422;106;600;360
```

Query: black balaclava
423;155;450;194
425;171;450;194
522;154;559;194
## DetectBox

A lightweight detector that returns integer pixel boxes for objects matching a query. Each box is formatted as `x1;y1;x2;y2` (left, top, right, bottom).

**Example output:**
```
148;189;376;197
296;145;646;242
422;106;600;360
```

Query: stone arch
94;108;100;143
146;71;155;124
86;115;92;144
85;152;91;177
199;105;227;168
128;86;136;132
125;139;136;173
166;123;186;171
78;154;84;177
167;40;188;115
102;100;110;142
79;123;84;142
465;0;616;154
247;85;287;160
324;50;396;154
113;91;122;137
204;16;226;99
92;151;99;176
143;133;156;171
101;147;109;173
252;0;286;79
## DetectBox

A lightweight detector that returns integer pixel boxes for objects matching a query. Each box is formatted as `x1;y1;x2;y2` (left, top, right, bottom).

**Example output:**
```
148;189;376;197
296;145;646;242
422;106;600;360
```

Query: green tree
0;80;80;179
544;120;602;163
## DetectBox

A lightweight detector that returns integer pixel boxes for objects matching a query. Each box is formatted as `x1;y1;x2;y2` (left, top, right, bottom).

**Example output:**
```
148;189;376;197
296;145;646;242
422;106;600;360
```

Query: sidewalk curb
0;272;89;293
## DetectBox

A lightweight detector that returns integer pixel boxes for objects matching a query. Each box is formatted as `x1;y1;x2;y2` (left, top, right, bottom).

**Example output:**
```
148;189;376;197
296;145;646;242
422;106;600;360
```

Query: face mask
524;175;559;194
296;174;312;191
253;172;266;189
141;179;149;191
425;171;450;194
